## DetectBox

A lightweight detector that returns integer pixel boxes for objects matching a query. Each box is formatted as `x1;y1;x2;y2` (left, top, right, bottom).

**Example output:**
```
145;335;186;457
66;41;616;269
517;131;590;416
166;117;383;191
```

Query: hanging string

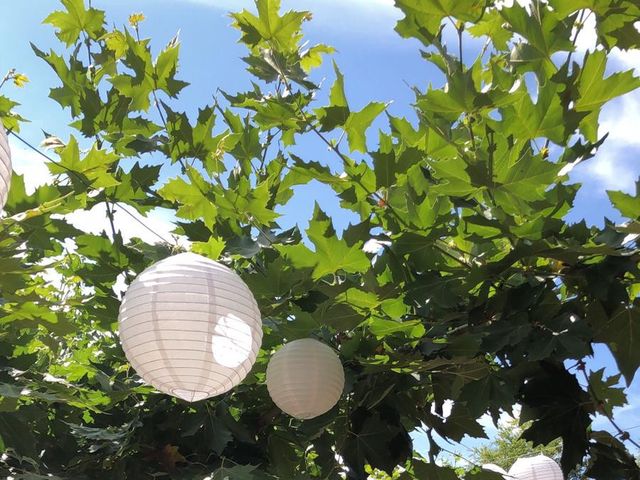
8;130;175;246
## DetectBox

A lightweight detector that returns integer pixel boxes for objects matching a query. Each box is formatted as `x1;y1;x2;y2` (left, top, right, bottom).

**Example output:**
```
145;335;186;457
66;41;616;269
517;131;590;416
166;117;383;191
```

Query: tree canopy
1;0;640;478
472;418;563;473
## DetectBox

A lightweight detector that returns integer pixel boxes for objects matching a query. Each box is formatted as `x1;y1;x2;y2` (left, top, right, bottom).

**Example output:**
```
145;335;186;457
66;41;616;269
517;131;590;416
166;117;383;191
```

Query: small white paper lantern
0;125;12;210
118;252;263;402
508;455;564;480
266;338;344;419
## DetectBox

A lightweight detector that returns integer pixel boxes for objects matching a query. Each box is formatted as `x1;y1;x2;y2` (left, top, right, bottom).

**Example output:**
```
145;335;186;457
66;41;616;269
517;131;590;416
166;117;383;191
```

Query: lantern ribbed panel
0;126;12;210
508;455;564;480
266;338;344;419
118;252;263;402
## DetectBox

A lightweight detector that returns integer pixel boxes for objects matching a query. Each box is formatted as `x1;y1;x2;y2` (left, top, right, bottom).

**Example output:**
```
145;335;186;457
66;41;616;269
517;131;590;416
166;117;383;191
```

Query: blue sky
2;0;639;463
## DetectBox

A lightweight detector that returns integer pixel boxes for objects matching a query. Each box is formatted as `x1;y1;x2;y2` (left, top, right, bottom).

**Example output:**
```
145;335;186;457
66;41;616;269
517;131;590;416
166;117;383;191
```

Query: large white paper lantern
0;125;12;210
118;252;263;402
266;338;344;419
508;455;564;480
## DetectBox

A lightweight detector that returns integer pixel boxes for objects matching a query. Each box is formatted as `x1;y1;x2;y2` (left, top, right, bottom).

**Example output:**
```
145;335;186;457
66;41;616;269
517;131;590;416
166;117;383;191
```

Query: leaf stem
0;69;14;92
450;17;464;71
566;10;589;72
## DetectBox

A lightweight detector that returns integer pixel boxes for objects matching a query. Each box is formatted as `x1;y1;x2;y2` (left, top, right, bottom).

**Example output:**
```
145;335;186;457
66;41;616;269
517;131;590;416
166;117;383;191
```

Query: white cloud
185;0;395;11
580;68;640;194
600;94;640;148
566;13;640;193
575;12;640;75
575;149;637;193
575;12;598;53
612;48;640;74
179;0;401;38
65;203;185;247
8;140;53;194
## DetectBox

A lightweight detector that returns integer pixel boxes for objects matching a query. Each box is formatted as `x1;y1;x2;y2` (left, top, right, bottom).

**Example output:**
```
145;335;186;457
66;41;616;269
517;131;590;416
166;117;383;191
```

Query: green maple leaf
252;98;301;130
102;31;127;58
597;2;640;50
419;89;467;121
315;61;350;131
108;163;160;213
275;242;317;271
596;305;640;386
328;60;348;107
607;181;640;219
576;50;640;141
231;0;309;53
395;0;484;41
216;180;279;226
493;150;560;203
429;156;477;196
345;102;387;153
109;32;154;111
191;236;226;260
49;137;119;188
32;44;97;118
468;8;513;50
306;204;370;280
368;317;425;338
0;96;26;132
154;34;189;97
418;69;485;121
500;3;572;54
503;81;570;144
159;176;217;228
44;0;105;46
589;369;626;416
310;234;370;280
300;44;335;73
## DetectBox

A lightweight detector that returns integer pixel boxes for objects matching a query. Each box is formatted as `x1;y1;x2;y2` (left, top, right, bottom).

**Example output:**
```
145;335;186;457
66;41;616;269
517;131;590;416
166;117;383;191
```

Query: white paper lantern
0;125;12;210
266;338;344;419
508;455;564;480
118;252;263;402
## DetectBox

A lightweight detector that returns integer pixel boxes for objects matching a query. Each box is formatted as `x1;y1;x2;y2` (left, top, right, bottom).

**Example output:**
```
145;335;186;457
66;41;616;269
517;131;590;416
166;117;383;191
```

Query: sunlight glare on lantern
212;313;254;368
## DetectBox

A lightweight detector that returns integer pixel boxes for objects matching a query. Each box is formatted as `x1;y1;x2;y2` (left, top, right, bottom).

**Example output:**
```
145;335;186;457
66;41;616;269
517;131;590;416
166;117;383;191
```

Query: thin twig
104;199;119;242
578;362;640;450
271;52;474;269
566;10;589;72
9;131;173;245
0;69;15;92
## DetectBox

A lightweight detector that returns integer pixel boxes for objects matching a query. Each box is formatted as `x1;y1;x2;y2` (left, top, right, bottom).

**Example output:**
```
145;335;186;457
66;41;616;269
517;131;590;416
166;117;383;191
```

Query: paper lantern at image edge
508;455;564;480
118;252;263;402
0;126;12;210
266;338;345;420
